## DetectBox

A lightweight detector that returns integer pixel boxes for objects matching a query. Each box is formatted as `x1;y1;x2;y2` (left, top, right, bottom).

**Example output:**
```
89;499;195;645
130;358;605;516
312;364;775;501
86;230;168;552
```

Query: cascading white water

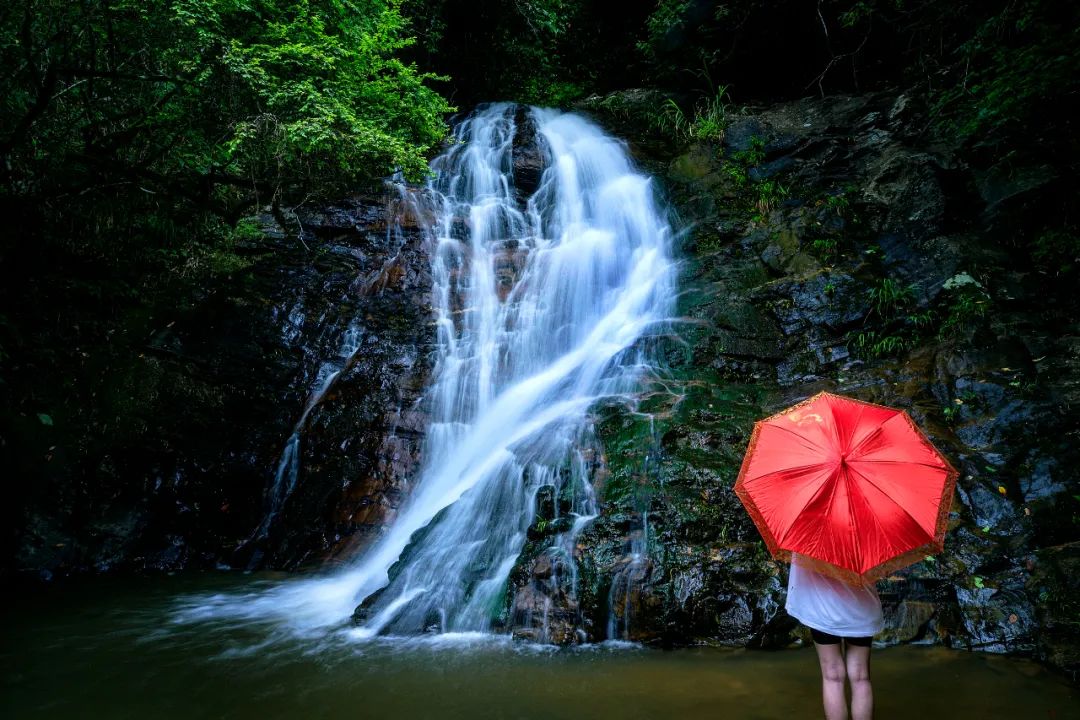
173;103;676;642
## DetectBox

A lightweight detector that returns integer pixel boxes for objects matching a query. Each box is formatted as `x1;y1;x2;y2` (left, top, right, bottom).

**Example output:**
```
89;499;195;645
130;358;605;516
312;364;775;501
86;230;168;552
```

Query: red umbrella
734;391;958;585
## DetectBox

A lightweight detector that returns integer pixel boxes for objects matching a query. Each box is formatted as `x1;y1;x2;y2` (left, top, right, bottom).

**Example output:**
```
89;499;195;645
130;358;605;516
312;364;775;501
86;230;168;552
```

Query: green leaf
37;413;53;426
973;576;985;589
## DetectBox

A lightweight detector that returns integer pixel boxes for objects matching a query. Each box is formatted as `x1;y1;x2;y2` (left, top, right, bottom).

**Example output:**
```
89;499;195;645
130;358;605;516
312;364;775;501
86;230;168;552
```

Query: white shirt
785;553;884;637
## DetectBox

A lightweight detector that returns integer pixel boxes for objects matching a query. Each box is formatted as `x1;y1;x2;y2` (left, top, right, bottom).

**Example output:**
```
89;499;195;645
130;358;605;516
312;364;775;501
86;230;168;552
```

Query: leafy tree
0;0;453;231
0;0;457;457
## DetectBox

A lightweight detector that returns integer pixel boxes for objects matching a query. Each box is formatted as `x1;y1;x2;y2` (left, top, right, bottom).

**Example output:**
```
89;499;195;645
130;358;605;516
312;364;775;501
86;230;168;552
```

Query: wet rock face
564;89;1079;671
11;191;435;577
509;549;584;645
512;106;549;201
259;193;436;569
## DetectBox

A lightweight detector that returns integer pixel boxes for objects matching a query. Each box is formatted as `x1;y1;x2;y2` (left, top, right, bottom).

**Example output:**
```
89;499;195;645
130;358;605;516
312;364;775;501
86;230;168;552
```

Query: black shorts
810;628;873;647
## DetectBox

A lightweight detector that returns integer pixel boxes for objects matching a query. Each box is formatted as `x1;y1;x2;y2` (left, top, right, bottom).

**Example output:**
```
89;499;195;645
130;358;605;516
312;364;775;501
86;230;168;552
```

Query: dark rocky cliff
7;192;435;576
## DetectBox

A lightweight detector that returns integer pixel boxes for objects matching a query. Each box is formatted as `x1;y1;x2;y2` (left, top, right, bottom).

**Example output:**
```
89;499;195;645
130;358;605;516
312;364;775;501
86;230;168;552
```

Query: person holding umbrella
786;552;883;719
735;391;957;720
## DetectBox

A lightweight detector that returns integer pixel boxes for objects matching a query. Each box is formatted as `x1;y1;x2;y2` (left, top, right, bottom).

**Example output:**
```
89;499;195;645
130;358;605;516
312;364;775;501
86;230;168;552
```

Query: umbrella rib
847;463;935;543
850;458;946;470
844;466;863;576
845;423;884;460
847;473;895;576
763;422;832;455
776;465;839;549
846;412;921;460
742;461;835;486
819;463;848;569
841;403;866;455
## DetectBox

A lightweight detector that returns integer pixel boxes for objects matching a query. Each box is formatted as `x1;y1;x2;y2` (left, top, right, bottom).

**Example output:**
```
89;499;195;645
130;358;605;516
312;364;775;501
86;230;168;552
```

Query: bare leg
845;643;873;720
814;641;848;720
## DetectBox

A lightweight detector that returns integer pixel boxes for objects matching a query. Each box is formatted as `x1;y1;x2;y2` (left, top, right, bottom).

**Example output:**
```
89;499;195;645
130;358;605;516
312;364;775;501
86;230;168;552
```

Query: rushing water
4;574;1078;720
187;103;676;641
352;103;675;636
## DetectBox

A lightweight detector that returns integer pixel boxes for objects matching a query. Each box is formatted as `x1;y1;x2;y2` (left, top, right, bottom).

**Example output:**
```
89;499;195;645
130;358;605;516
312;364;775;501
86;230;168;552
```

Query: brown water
2;573;1076;719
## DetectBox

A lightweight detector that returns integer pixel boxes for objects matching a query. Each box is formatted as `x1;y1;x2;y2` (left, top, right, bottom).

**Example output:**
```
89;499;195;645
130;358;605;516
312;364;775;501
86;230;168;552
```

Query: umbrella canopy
734;391;958;585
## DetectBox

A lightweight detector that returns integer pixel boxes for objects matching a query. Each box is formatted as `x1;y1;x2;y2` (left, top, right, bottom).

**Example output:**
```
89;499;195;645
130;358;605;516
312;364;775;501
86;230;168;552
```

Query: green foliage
652;99;690;140
637;0;750;94
1;0;452;211
808;186;859;263
689;89;731;142
0;0;456;398
868;278;916;319
221;0;451;184
839;1;877;28
753;179;789;219
398;0;608;106
639;0;693;59
820;185;855;216
937;273;990;339
731;136;767;169
851;330;910;359
850;277;922;359
931;0;1080;148
850;268;997;359
719;135;790;222
906;309;934;329
811;238;839;263
632;0;1079;243
0;0;455;446
652;88;731;143
938;292;987;337
723;163;751;188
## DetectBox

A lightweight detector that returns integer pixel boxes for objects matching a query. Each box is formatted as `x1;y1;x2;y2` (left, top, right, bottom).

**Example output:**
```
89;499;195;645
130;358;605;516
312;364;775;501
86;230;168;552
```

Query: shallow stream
3;573;1076;719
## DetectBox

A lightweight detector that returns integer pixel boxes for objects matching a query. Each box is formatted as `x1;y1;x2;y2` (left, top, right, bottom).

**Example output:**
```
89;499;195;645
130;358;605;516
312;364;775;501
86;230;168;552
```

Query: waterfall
174;103;676;642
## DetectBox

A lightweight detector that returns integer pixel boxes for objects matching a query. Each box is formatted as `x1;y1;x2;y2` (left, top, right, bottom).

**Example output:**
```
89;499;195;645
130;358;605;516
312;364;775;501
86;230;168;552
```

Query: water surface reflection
2;573;1075;719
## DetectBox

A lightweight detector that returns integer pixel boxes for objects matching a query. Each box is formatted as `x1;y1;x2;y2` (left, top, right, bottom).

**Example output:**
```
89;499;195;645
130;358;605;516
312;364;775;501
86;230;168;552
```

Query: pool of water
2;573;1076;719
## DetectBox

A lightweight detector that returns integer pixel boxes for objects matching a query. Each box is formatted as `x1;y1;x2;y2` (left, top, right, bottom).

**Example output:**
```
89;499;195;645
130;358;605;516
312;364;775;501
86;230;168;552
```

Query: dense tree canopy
1;0;453;225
